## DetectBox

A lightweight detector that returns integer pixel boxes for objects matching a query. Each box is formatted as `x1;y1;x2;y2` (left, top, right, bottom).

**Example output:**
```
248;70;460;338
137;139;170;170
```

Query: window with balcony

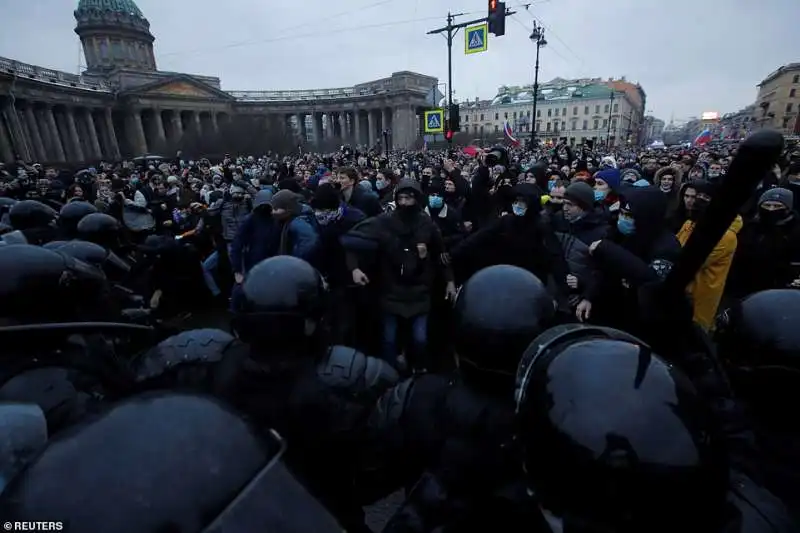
546;122;551;132
582;120;588;130
584;106;589;115
791;89;797;98
527;110;531;117
604;104;609;113
480;114;484;121
595;105;600;114
547;109;552;117
593;119;599;129
513;111;517;119
573;107;578;116
554;108;559;117
613;103;619;112
787;103;794;113
794;74;800;83
504;112;508;119
602;119;608;128
495;113;499;120
571;120;578;130
465;115;469;122
612;119;618;129
563;108;567;116
537;110;541;118
536;122;541;131
480;125;484;133
495;125;499;132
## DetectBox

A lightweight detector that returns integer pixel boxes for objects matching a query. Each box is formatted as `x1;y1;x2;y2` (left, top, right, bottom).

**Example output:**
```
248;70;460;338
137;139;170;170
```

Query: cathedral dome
74;0;156;73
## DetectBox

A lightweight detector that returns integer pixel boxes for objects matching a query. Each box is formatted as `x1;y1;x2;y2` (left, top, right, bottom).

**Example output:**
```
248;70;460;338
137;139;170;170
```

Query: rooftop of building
75;0;145;18
460;77;621;108
759;63;800;87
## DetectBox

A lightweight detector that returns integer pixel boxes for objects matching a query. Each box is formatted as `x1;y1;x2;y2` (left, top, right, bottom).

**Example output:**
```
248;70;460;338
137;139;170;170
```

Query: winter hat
758;187;793;210
564;182;595;210
252;189;274;209
167;175;179;185
633;179;651;188
600;156;617;169
270;190;301;214
620;168;642;183
595;168;621;190
311;183;341;211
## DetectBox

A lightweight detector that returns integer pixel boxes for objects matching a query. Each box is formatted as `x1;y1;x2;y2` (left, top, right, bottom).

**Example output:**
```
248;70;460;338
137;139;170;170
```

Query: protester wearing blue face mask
576;186;681;333
425;181;467;249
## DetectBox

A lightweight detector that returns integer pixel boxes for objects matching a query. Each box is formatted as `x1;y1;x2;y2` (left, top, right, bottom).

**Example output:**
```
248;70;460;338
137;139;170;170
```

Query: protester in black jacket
579;185;681;334
336;166;382;217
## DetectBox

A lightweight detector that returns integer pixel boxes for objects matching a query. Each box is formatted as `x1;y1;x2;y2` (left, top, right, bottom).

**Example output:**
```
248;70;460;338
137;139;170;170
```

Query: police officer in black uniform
373;265;556;533
58;200;98;239
515;323;798;533
131;255;399;533
0;245;138;434
717;289;800;520
2;199;59;245
0;393;344;533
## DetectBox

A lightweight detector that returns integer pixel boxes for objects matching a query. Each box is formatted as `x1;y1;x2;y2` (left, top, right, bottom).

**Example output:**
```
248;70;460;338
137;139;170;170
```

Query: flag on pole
503;121;520;146
693;129;712;146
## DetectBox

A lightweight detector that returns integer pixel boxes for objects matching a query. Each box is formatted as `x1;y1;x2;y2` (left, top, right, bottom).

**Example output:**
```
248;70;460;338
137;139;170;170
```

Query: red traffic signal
489;0;498;12
445;130;454;140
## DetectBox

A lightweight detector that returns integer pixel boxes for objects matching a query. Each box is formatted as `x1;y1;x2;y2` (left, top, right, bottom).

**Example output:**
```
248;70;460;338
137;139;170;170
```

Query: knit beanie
270;190;301;214
311;183;341;211
564;182;595;210
758;187;793;210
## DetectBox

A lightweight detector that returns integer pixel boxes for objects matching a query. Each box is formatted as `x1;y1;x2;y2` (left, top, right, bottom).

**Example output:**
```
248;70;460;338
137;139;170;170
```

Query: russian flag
693;129;712;146
504;121;520;146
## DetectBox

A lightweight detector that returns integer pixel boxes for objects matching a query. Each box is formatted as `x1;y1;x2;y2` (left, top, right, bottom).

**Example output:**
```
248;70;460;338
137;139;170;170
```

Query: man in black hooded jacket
578;185;681;333
342;178;456;372
450;183;570;295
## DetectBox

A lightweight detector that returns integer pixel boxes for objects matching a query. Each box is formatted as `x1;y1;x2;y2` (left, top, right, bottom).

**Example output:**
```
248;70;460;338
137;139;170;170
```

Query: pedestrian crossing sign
424;109;445;133
465;23;488;55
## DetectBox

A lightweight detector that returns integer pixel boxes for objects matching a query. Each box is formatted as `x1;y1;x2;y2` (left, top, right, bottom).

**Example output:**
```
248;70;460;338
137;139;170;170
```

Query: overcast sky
1;0;798;121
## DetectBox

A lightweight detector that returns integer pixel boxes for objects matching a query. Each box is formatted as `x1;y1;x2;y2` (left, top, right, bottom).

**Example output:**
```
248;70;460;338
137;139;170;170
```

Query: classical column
84;109;103;160
170;112;183;142
313;113;323;146
0;120;13;163
294;113;305;141
64;107;85;162
193;112;202;137
24;104;46;162
151;109;166;148
3;102;31;161
103;108;120;160
211;112;219;134
43;105;66;162
354;110;362;146
125;109;148;155
367;110;376;147
393;105;417;150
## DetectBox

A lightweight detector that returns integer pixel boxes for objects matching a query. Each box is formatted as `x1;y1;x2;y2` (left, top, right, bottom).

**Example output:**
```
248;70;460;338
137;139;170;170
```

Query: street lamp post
606;90;615;148
529;22;546;148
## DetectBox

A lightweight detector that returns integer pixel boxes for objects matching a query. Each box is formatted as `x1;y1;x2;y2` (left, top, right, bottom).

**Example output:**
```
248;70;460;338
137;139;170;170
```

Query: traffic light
449;104;461;132
488;0;505;37
445;130;454;141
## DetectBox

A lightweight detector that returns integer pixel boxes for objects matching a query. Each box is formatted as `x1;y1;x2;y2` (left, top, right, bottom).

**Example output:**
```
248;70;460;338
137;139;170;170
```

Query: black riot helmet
77;213;123;250
231;256;326;349
453;265;554;391
515;324;729;533
0;244;111;325
47;240;131;275
716;289;800;416
0;393;343;533
9;200;58;231
59;201;98;239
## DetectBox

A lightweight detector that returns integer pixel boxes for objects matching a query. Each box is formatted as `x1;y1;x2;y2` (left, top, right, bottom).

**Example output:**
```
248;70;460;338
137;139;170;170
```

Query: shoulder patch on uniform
317;345;399;393
135;329;236;382
649;259;673;280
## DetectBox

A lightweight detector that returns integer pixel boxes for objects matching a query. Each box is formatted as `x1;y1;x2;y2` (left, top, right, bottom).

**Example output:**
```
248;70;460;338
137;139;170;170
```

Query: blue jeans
382;313;428;369
202;243;233;297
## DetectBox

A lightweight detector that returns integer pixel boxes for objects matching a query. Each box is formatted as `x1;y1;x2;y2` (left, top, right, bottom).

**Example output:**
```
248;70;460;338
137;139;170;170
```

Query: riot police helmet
716;289;800;414
59;200;98;239
232;256;326;347
0;393;343;533
453;265;554;390
0;244;110;324
515;324;729;533
8;200;57;231
77;213;123;250
47;240;129;274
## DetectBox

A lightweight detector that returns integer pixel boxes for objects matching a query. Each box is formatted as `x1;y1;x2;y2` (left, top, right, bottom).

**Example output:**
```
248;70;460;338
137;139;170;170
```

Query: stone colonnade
0;98;427;163
283;105;421;149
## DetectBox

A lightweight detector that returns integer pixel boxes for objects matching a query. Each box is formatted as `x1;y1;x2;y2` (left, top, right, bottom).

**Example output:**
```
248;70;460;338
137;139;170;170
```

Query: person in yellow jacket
676;180;742;330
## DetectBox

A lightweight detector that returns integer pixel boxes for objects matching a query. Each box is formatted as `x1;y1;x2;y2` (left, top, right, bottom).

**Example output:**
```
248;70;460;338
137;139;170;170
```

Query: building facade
459;77;646;146
642;116;666;144
752;63;800;135
0;0;437;163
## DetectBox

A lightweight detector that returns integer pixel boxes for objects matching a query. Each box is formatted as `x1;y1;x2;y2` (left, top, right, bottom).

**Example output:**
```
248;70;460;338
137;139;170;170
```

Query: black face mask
689;198;710;221
759;207;788;225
